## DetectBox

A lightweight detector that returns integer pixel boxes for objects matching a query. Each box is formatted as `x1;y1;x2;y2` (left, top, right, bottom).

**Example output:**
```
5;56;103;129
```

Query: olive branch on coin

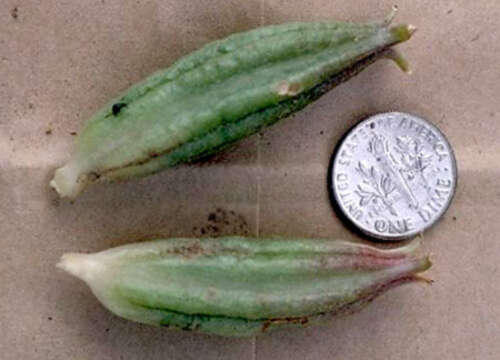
355;161;397;216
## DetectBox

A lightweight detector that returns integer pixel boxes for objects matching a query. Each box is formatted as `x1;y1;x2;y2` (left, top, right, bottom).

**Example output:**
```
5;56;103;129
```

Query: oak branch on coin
50;11;415;198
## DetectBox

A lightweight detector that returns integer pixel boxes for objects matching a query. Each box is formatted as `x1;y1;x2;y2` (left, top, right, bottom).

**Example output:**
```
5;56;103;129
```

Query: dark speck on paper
11;7;18;20
194;208;250;236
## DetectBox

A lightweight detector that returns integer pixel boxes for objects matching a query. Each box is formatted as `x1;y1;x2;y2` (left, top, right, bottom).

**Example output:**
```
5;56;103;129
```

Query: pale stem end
57;252;104;283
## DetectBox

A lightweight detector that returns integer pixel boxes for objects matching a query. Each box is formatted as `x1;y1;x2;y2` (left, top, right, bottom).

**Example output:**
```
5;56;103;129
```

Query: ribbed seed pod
50;16;415;198
58;237;430;336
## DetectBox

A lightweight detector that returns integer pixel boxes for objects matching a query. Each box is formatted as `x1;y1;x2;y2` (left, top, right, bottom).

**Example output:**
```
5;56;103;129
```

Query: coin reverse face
331;112;457;241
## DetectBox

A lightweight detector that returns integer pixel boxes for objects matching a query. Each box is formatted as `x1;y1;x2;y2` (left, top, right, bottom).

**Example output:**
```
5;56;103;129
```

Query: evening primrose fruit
58;236;430;336
50;13;415;198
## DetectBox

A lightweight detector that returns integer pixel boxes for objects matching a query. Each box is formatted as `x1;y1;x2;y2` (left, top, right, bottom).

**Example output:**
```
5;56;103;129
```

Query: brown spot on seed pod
261;321;272;332
170;241;206;258
319;256;328;269
261;316;310;332
206;287;217;300
88;172;101;182
276;81;302;96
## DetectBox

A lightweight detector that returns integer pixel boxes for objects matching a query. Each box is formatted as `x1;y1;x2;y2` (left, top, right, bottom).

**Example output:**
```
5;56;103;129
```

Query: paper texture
1;0;499;359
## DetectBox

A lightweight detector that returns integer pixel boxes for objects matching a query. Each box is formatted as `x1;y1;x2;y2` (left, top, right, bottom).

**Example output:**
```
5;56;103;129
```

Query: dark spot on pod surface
180;317;197;331
261;321;272;332
112;102;127;116
88;172;101;181
262;316;310;332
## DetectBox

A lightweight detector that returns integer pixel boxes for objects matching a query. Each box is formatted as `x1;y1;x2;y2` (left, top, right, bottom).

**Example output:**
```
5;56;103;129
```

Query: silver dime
331;112;457;241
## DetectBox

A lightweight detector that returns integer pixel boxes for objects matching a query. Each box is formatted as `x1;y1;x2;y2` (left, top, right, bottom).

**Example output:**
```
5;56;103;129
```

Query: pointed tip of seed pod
413;274;434;285
417;256;432;273
384;48;412;73
386;255;431;281
389;24;417;43
57;252;103;283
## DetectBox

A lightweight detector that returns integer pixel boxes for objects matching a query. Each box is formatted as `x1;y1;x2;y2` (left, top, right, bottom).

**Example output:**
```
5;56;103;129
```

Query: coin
330;112;457;241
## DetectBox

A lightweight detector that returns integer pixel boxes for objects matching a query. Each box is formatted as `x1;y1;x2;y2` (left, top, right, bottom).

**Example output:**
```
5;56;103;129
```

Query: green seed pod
50;15;415;198
58;237;430;337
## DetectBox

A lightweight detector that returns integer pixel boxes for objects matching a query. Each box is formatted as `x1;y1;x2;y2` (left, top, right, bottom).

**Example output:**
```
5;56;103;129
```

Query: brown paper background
1;0;499;359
